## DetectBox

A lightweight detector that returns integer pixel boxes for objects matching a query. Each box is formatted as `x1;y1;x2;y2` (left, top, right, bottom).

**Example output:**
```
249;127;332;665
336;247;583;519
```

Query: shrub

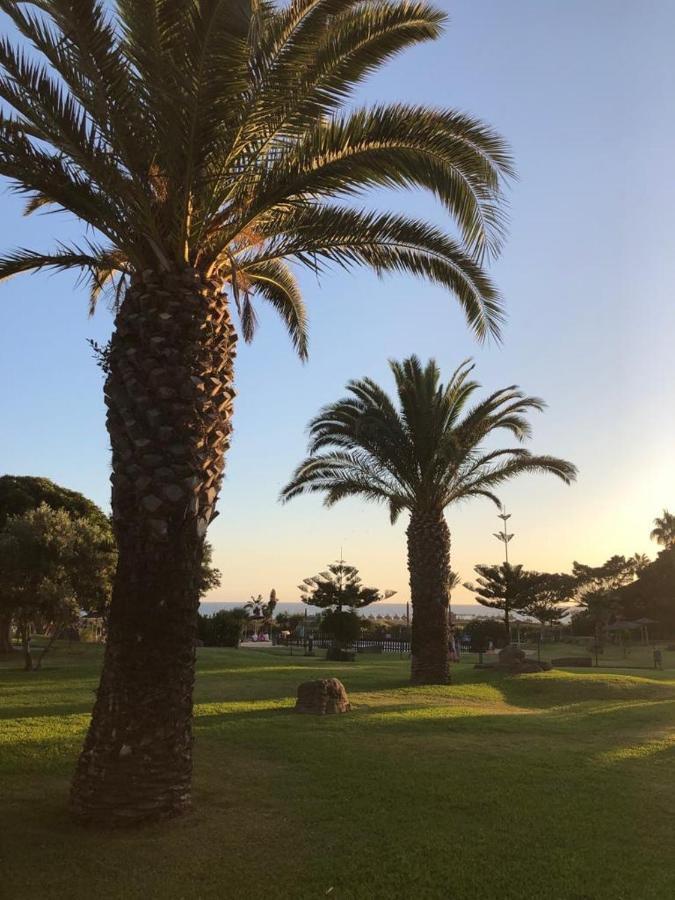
460;617;508;649
197;609;247;647
321;609;361;647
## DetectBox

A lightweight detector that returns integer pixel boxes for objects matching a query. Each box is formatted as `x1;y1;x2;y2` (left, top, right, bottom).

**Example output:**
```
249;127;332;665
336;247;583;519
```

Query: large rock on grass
498;645;526;667
497;645;552;674
295;678;351;715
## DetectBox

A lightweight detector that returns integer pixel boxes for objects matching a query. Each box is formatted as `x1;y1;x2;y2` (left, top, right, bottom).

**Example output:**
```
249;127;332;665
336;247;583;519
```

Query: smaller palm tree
282;356;576;684
650;510;675;550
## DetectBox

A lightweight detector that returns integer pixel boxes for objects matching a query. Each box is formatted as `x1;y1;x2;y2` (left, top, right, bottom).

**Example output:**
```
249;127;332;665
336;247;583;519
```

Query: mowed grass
1;645;675;899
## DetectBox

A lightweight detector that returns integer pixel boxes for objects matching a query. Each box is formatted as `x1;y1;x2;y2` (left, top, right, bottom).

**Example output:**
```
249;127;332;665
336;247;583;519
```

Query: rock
497;645;552;674
512;659;552;674
498;645;526;667
294;678;351;715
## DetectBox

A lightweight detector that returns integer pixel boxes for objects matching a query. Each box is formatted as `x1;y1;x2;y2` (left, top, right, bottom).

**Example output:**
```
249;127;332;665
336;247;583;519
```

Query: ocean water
199;601;501;619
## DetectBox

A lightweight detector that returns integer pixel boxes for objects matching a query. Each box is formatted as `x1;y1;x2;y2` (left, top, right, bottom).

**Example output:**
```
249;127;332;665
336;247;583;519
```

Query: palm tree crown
650;510;675;550
281;356;577;517
0;0;513;350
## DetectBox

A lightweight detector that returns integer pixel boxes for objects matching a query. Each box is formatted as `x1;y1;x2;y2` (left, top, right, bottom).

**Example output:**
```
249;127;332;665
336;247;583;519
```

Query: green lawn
1;645;675;899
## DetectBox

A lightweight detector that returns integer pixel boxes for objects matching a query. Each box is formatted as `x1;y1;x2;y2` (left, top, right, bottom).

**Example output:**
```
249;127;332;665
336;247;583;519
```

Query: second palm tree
282;357;576;684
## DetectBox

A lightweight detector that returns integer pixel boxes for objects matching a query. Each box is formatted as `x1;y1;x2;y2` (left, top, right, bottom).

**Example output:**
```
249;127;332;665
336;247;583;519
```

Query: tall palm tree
282;357;576;684
650;510;675;550
0;1;512;824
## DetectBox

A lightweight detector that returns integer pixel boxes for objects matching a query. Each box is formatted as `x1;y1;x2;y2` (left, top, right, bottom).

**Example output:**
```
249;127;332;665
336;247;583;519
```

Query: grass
2;644;675;899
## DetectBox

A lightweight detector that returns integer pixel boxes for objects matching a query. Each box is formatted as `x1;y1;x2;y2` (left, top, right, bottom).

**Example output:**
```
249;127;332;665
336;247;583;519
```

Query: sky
2;0;675;607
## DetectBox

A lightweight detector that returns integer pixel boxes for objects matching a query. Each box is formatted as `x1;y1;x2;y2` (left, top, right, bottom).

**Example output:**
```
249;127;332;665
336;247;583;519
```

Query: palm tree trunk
70;268;236;826
0;614;13;654
407;509;450;684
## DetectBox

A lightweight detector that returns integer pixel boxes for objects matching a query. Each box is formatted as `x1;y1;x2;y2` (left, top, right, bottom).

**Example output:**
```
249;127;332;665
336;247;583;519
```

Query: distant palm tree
629;553;650;574
0;2;512;823
282;357;576;683
650;510;675;550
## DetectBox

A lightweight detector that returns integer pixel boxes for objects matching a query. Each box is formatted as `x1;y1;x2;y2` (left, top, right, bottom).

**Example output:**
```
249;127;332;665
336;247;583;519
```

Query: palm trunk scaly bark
407;509;451;685
70;268;236;825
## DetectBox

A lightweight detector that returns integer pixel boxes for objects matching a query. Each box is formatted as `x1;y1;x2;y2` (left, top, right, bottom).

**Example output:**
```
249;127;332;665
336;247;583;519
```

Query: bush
460;617;508;650
321;609;361;647
197;609;247;647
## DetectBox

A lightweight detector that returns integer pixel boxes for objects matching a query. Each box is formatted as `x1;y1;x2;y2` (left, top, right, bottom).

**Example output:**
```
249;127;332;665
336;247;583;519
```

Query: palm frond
282;357;577;522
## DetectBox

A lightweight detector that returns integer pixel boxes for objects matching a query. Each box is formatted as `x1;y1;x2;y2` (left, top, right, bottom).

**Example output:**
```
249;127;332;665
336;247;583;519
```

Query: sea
200;601;501;620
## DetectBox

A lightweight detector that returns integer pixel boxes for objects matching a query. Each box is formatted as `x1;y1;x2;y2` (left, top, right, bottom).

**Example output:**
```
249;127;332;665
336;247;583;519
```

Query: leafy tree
522;572;576;633
0;475;111;653
283;357;575;683
0;505;116;670
0;0;512;824
299;560;395;612
198;543;222;598
460;617;508;650
0;475;110;529
320;608;362;652
571;556;636;646
618;549;675;634
197;607;248;647
274;610;305;637
299;560;393;658
464;563;544;641
650;510;675;550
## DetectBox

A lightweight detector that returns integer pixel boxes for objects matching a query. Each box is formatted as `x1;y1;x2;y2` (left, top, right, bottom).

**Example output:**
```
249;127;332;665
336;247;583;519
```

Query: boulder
498;645;526;667
497;645;552;674
512;658;552;674
294;678;351;715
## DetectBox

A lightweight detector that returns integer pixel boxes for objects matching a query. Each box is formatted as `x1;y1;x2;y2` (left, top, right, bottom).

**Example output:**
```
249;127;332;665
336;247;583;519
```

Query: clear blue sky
2;0;675;605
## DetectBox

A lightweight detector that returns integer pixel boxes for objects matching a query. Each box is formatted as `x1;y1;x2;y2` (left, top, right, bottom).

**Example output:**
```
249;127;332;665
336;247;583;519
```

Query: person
653;648;663;670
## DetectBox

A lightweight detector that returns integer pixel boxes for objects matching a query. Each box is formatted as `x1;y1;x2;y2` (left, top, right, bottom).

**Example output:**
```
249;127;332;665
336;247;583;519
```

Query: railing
304;637;411;654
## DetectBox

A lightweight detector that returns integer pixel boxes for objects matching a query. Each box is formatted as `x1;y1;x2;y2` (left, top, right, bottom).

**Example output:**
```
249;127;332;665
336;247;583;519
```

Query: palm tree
0;1;511;824
281;357;576;684
650;510;675;550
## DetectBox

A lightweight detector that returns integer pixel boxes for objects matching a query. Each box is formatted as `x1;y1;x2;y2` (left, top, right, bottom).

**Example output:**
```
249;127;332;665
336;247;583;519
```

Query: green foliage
650;509;675;550
464;563;548;634
282;356;576;522
460;617;508;649
197;608;249;647
620;548;675;633
0;0;514;345
245;589;277;620
523;572;577;626
320;608;362;646
0;504;116;668
198;543;222;598
0;475;109;530
299;559;394;611
274;610;305;635
571;556;639;641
